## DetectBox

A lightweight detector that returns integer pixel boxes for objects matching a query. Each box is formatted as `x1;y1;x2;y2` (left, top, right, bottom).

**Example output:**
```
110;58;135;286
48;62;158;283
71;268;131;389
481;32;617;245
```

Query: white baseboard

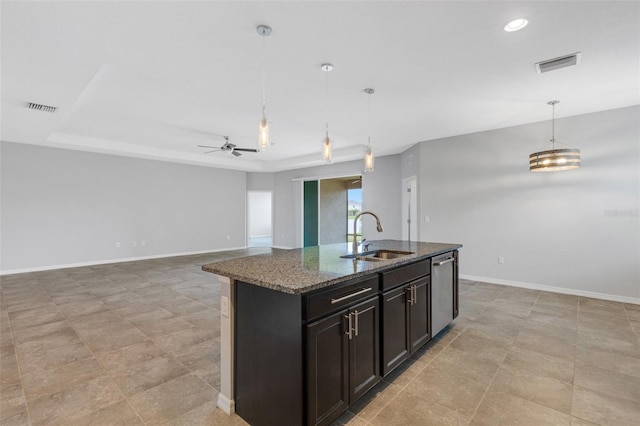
217;393;235;415
0;246;248;276
270;245;294;250
461;274;640;305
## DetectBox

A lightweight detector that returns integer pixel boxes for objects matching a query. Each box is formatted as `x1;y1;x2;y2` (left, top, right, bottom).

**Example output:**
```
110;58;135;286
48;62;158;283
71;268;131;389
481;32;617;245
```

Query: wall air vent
535;52;581;74
27;102;57;113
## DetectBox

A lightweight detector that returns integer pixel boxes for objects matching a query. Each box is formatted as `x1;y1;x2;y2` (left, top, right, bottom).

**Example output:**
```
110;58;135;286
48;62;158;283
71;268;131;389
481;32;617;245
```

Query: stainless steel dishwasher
431;252;457;337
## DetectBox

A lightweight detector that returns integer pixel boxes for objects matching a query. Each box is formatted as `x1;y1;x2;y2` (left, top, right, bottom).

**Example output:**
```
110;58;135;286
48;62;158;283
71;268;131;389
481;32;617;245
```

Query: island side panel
235;280;304;426
217;275;235;414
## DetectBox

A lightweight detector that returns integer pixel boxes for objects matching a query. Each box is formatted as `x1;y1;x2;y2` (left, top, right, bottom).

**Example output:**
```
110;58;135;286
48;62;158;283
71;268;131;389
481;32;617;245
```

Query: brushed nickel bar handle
412;285;417;305
406;287;412;304
433;257;455;266
354;310;359;337
331;287;372;304
345;313;353;340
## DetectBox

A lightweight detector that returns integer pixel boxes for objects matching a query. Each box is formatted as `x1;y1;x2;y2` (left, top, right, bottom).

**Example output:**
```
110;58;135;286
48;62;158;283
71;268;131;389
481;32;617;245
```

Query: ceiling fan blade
197;145;219;149
233;148;260;153
203;149;222;154
232;151;242;157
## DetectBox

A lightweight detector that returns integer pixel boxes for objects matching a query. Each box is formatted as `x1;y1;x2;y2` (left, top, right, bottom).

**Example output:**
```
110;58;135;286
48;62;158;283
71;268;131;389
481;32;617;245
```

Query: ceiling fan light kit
198;136;259;157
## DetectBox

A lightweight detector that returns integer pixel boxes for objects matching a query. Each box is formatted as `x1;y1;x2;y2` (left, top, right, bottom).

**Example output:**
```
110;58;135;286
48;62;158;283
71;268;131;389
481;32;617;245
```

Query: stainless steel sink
342;249;415;261
371;249;414;259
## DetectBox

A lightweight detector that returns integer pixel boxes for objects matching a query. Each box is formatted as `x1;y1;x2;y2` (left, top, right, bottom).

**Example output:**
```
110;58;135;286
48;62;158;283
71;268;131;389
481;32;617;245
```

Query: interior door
401;177;418;241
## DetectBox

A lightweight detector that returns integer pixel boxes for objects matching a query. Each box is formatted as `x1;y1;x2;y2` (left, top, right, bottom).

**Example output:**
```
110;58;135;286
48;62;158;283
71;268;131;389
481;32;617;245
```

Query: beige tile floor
1;251;639;425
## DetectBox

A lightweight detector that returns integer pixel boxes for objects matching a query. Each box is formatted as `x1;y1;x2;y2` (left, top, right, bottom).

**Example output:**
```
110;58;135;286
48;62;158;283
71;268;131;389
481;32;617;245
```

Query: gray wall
1;142;247;272
319;178;348;245
413;106;639;300
249;154;402;248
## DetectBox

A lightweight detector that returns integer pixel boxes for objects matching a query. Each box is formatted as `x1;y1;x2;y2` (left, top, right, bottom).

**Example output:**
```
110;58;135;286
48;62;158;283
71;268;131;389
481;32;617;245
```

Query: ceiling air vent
535;52;581;74
27;102;57;113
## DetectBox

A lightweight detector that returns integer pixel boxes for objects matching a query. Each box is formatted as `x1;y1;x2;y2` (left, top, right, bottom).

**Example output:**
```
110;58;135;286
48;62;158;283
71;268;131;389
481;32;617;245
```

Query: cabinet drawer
380;259;430;291
305;275;379;321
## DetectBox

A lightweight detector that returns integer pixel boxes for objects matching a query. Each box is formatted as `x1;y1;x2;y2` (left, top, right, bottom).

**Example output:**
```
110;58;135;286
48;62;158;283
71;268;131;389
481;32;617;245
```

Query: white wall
414;106;639;301
247;191;272;237
248;155;402;248
1;142;247;272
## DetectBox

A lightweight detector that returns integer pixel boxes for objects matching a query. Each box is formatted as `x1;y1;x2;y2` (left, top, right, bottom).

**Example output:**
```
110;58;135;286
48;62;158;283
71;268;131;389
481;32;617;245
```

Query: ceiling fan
198;136;259;157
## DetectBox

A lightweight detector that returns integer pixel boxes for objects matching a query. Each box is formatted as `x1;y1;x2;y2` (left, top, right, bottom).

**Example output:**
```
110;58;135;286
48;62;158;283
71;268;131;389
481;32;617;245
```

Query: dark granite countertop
202;240;461;295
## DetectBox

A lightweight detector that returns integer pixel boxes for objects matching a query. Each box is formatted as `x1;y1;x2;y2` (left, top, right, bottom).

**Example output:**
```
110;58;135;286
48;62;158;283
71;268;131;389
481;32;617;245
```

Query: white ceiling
1;1;638;172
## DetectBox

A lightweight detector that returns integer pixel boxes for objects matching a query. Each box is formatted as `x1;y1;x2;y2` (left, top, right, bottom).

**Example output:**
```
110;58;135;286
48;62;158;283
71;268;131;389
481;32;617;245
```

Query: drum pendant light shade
529;148;581;172
529;100;581;172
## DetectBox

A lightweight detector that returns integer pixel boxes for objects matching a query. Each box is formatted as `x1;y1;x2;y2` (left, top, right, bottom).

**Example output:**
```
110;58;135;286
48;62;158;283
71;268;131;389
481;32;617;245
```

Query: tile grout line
50;282;149;426
82;274;223;423
461;285;510;425
364;323;467;424
7;290;34;425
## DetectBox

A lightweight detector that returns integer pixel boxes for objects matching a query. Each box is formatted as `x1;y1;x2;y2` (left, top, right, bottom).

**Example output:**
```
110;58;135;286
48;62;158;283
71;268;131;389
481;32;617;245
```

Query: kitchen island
203;240;461;426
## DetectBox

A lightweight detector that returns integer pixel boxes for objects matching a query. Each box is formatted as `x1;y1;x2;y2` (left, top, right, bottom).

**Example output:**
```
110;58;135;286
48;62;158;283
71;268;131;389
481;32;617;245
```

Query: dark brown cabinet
307;296;380;426
381;276;431;375
380;260;431;376
409;276;431;351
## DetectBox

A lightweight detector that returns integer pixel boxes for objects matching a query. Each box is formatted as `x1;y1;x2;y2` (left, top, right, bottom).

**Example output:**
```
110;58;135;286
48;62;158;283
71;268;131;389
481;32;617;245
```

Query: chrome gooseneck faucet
352;211;384;254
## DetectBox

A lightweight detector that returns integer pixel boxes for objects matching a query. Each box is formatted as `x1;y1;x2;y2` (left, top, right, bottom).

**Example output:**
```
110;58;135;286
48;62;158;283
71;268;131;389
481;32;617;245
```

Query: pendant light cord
550;101;555;148
325;69;329;138
262;34;267;117
367;91;372;146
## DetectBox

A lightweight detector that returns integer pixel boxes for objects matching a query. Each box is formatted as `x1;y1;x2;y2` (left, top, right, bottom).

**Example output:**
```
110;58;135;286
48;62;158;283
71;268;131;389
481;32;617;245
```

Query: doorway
247;191;273;247
301;175;362;247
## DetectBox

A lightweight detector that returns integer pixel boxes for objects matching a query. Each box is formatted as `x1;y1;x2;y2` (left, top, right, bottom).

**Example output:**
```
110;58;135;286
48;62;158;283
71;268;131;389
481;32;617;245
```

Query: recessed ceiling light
504;18;528;32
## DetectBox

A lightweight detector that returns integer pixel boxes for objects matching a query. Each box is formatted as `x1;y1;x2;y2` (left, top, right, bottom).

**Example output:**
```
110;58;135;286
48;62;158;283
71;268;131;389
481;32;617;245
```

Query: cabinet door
307;310;349;426
349;297;380;403
381;285;410;376
409;276;431;352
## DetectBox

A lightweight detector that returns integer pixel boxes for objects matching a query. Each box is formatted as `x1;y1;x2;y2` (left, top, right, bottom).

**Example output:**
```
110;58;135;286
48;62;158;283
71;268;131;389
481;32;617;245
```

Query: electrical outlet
115;242;121;248
226;235;231;241
221;296;229;317
498;256;505;264
141;240;146;246
424;216;430;223
132;241;137;247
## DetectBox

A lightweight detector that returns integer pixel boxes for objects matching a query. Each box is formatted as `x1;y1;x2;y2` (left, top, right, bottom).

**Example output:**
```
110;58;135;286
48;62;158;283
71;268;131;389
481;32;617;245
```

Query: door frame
293;171;362;248
401;176;418;242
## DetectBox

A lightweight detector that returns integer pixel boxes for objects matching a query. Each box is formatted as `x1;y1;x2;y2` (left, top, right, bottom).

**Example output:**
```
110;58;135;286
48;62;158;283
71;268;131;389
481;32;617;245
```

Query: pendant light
363;88;375;173
257;25;272;151
529;100;581;172
321;63;333;164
